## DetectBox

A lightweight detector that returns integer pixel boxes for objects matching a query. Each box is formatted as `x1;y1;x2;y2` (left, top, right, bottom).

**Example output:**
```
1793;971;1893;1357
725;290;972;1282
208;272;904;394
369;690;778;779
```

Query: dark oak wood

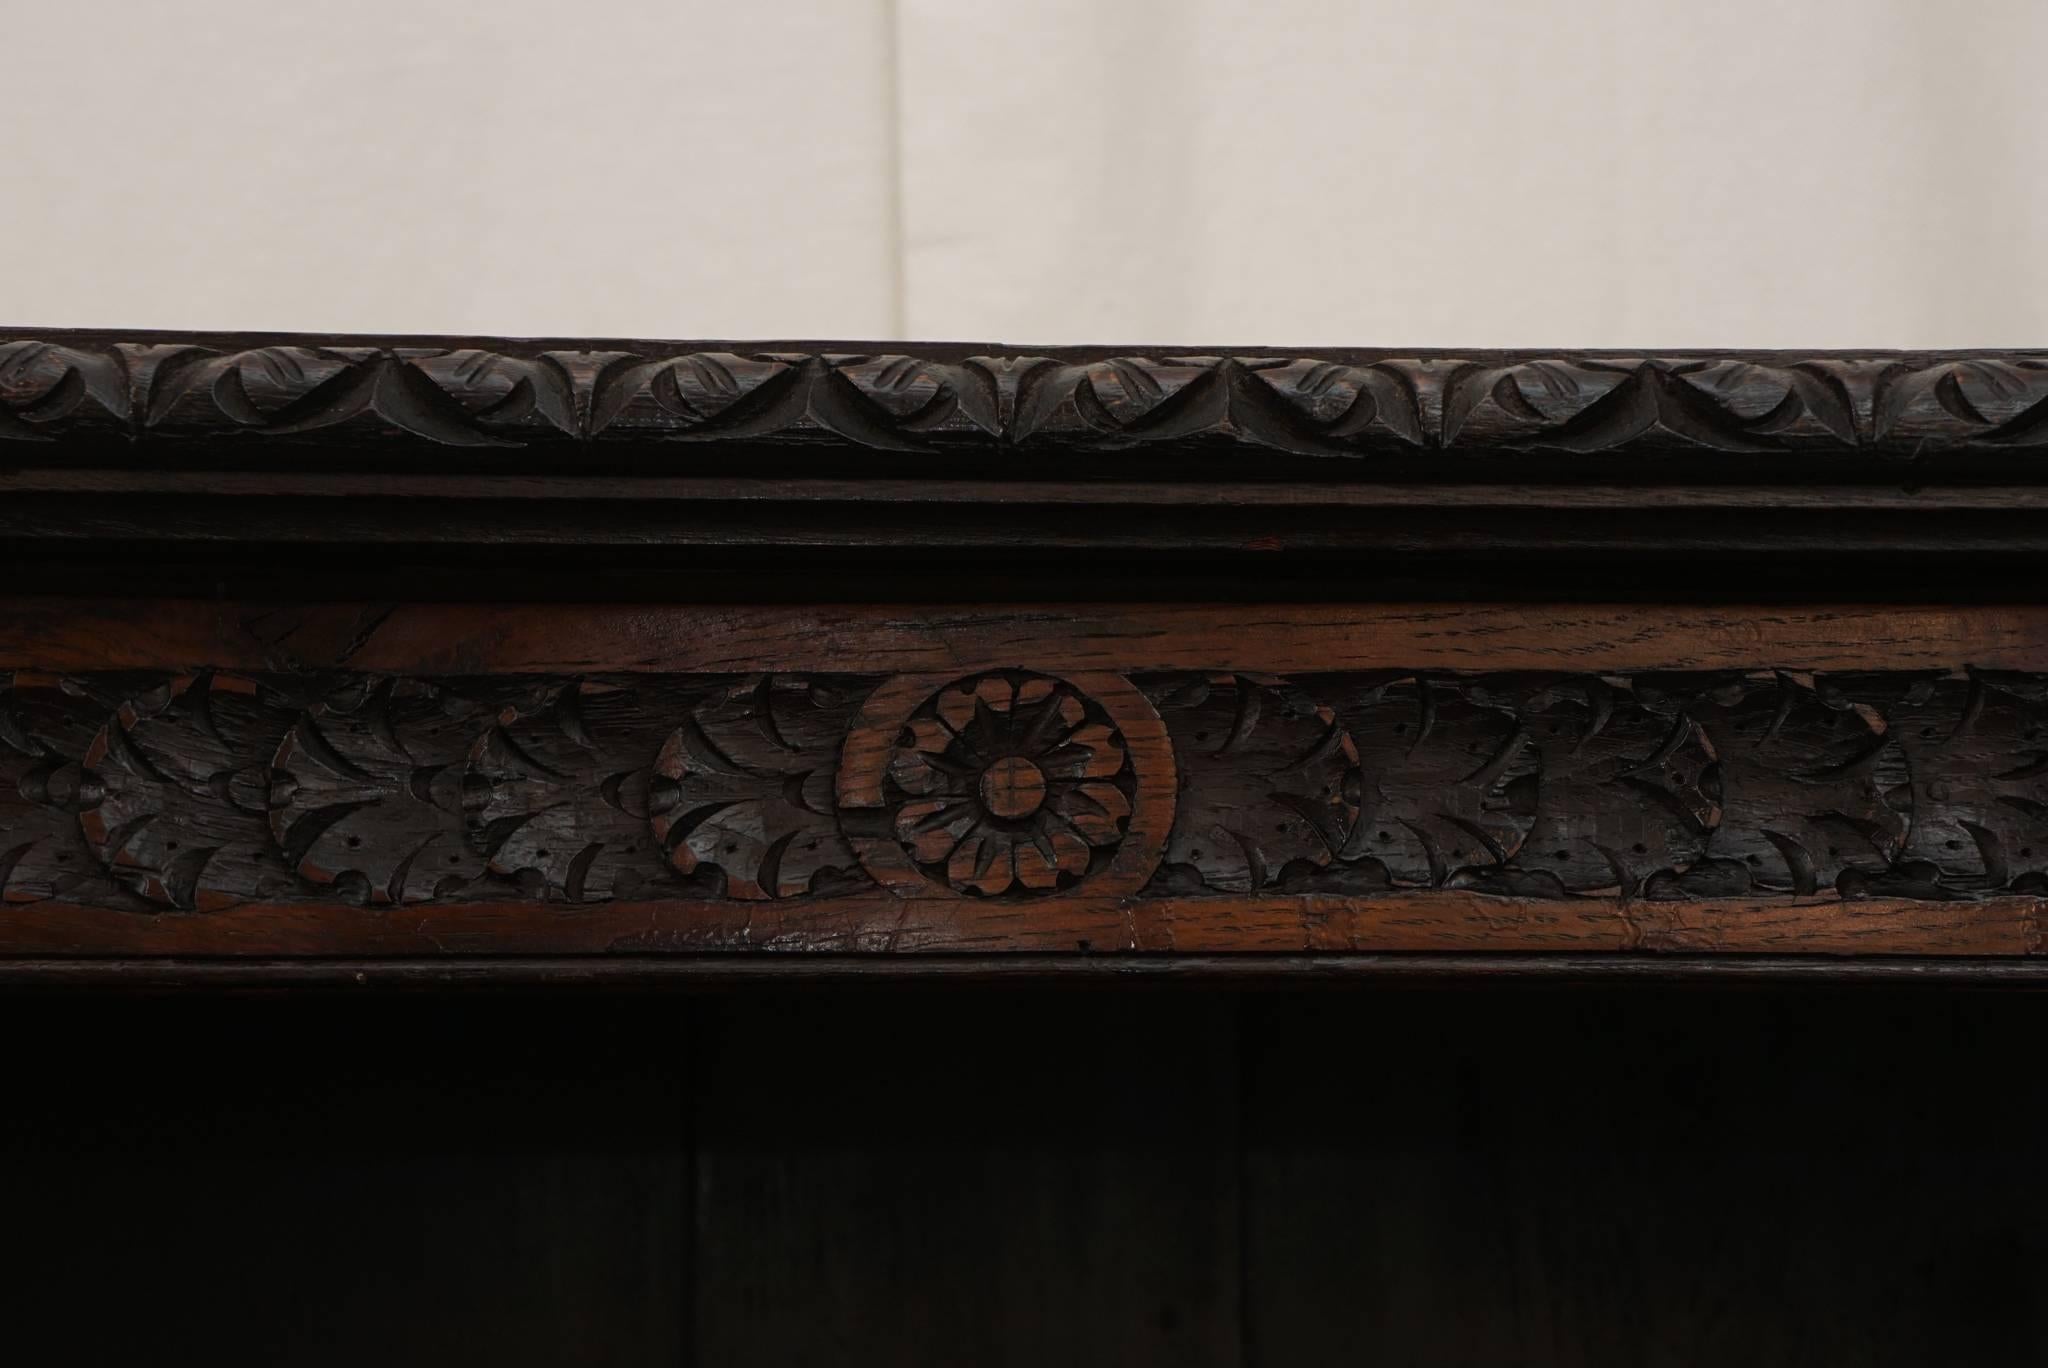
8;599;2048;674
6;332;2048;606
4;331;2045;978
1;596;2044;961
7;332;2047;464
14;315;2048;1363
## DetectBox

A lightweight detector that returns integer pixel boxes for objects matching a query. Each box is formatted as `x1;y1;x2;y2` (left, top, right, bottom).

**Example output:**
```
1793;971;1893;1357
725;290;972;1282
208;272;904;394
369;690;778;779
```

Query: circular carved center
978;756;1047;820
877;671;1141;899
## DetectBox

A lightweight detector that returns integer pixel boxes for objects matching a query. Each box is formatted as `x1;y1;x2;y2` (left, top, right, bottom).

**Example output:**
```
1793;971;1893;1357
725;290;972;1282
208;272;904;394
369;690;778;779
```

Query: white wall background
5;0;2044;346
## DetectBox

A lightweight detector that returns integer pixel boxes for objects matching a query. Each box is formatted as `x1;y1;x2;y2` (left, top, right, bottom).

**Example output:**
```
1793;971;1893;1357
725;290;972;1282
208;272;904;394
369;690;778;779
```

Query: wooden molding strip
6;600;2048;674
0;895;2037;960
10;334;2047;594
6;332;2048;464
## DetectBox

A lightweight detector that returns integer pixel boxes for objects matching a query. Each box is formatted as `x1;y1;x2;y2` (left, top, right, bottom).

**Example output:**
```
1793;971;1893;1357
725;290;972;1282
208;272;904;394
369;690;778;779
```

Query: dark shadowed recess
9;533;2048;605
7;983;2044;1366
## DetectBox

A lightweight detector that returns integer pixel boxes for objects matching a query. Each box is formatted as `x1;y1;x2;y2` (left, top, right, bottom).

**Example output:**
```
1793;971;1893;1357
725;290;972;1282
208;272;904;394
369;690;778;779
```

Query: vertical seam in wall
880;0;908;338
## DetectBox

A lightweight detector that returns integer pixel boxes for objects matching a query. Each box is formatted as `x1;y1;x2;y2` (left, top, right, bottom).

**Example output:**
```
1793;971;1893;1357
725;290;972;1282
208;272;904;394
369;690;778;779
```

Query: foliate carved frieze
5;666;2046;913
5;336;2048;456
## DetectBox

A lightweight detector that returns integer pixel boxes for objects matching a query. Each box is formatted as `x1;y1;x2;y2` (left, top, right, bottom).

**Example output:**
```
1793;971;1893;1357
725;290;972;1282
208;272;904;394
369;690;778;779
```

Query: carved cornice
6;332;2048;459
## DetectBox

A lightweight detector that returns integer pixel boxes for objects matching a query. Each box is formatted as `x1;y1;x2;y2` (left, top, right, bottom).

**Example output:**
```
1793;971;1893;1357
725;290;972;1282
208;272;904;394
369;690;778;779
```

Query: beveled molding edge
5;330;2048;460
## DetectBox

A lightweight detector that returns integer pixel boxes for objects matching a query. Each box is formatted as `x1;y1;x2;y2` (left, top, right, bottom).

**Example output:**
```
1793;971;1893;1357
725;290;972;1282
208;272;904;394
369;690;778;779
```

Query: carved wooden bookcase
4;331;2046;984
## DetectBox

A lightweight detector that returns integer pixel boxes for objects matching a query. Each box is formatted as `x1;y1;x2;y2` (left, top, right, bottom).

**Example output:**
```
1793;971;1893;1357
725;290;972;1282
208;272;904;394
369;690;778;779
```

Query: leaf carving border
6;335;2048;456
6;665;2045;915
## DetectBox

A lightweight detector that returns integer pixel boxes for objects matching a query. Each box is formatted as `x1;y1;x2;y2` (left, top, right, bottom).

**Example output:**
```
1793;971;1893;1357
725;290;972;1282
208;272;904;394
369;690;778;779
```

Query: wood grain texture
7;600;2048;674
0;891;2033;958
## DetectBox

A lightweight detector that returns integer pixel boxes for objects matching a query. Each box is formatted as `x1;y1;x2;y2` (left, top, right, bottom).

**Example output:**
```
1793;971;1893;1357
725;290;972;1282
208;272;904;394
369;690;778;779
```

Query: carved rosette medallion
882;673;1137;895
837;671;1176;899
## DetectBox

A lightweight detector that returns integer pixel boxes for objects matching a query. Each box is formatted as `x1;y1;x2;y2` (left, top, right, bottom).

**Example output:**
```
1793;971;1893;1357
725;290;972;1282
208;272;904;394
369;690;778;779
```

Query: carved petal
894;797;977;864
888;717;966;796
1015;824;1090;890
1053;781;1131;847
937;676;1013;736
949;829;1016;896
1040;722;1125;780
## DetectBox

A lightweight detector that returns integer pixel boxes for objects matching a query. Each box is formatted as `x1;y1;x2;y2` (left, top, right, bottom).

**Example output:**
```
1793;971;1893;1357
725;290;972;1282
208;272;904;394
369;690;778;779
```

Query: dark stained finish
10;986;2047;1364
4;332;2046;976
4;658;2046;957
6;333;2048;605
8;600;2048;675
7;328;2048;1361
3;890;2034;958
692;993;1243;1367
6;993;692;1366
1236;986;2048;1365
6;332;2048;462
